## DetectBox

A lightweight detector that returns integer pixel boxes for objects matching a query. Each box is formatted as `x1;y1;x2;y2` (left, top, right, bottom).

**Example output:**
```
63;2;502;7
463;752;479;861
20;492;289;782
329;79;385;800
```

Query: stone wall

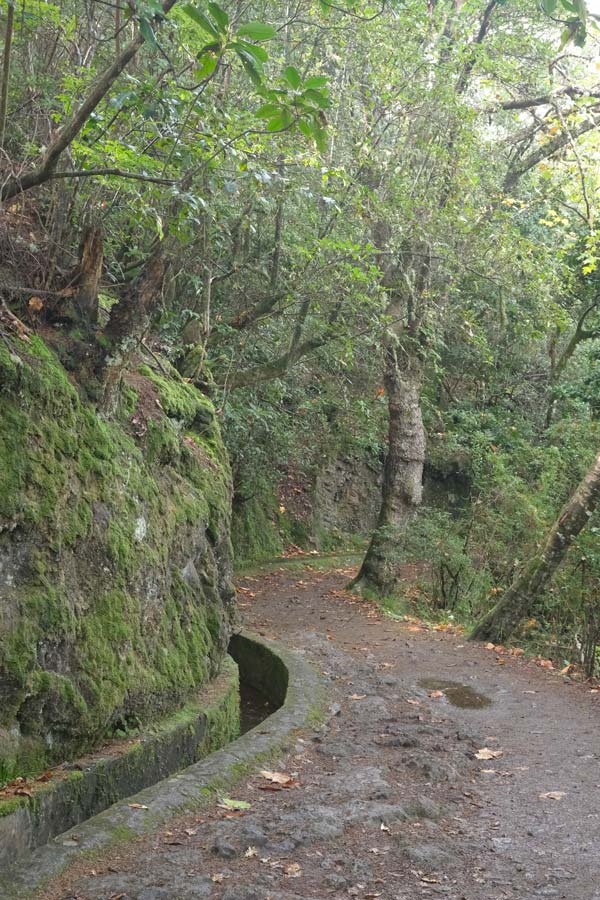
0;337;236;781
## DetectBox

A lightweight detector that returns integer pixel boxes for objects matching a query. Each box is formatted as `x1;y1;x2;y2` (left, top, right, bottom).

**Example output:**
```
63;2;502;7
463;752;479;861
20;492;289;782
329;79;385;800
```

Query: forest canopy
3;0;600;667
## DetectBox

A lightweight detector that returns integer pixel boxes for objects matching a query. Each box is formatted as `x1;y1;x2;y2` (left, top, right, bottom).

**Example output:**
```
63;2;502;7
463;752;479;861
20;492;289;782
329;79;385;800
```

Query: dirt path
39;565;600;900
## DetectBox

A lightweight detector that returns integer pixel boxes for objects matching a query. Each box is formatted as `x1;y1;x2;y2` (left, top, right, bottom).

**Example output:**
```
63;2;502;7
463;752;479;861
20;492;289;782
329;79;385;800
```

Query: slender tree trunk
470;450;600;643
97;244;166;413
74;224;103;325
0;1;14;150
351;343;425;595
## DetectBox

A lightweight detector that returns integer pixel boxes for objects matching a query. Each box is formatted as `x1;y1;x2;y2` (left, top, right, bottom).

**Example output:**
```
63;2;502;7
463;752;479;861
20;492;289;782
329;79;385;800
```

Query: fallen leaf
349;693;367;700
539;791;566;800
36;770;54;783
259;769;300;791
380;822;391;833
128;803;149;810
475;748;504;760
259;769;297;787
283;862;301;877
485;642;495;650
28;296;44;312
211;873;224;883
428;690;445;699
244;846;257;858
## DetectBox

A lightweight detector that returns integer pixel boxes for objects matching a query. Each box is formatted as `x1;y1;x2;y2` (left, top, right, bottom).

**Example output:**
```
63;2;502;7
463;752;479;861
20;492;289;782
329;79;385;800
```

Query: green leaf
303;76;329;89
233;39;269;62
255;102;282;118
298;118;313;139
207;2;229;32
302;88;330;109
236;50;263;87
314;125;327;153
284;66;302;89
182;4;220;39
540;0;558;13
197;40;221;58
195;52;218;79
266;115;286;131
237;21;276;41
139;17;158;48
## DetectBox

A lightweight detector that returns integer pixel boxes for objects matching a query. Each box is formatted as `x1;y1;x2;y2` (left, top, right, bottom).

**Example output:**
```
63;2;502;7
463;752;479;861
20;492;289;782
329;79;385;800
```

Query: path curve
37;565;600;900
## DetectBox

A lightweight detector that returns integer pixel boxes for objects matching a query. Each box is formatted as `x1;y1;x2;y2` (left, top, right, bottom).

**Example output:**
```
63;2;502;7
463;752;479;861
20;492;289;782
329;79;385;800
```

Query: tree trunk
351;344;425;595
74;225;103;325
0;1;14;150
470;450;600;643
97;244;166;413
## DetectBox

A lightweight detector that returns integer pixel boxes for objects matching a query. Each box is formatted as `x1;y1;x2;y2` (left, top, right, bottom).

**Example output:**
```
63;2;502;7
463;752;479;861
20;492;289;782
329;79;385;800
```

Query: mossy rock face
0;337;236;782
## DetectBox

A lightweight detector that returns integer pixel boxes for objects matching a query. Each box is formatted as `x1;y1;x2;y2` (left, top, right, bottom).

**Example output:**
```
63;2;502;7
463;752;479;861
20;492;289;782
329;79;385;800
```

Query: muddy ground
35;565;600;900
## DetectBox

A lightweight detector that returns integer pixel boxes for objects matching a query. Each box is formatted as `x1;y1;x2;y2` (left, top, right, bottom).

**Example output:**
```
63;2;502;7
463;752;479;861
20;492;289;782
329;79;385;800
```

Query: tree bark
470;450;600;643
97;244;167;413
351;343;425;595
74;225;103;326
0;1;14;150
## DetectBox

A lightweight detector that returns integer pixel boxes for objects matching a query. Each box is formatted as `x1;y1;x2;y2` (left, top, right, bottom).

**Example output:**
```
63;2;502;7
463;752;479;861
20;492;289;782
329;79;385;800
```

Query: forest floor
38;564;600;900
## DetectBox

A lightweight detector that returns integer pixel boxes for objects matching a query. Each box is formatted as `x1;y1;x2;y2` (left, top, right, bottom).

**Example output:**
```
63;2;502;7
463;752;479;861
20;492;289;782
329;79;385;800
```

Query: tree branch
503;115;599;192
48;168;176;185
0;0;179;202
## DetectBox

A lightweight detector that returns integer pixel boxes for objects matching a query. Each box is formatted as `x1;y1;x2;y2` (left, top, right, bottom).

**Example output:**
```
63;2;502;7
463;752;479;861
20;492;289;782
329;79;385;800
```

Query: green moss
0;336;235;779
231;493;284;566
0;797;25;818
139;365;216;433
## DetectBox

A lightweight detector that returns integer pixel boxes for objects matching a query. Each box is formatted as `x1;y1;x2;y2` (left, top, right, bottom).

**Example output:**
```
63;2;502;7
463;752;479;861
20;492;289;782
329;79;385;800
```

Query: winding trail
39;564;600;900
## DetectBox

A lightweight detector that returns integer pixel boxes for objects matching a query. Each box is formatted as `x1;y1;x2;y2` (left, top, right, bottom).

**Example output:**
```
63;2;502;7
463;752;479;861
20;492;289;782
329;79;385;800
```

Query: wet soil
36;565;600;900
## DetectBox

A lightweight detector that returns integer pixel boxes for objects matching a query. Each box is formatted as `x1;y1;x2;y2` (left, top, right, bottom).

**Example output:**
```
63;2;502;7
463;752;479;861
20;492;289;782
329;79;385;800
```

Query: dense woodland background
3;0;600;684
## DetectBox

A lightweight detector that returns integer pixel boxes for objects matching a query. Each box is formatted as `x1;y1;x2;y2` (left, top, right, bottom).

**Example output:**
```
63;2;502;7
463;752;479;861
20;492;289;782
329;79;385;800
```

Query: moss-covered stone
0;336;236;782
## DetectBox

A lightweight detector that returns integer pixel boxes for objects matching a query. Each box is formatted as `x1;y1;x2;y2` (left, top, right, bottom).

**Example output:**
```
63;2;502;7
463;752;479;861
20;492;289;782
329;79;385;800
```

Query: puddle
418;678;492;709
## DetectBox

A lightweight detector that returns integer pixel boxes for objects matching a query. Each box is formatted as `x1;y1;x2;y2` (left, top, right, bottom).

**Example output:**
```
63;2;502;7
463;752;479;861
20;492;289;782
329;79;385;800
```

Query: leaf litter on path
475;748;504;760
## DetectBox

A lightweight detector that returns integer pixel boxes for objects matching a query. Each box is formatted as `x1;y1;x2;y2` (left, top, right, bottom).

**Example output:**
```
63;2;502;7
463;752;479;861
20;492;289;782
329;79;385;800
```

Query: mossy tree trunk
470;450;600;643
351;341;425;596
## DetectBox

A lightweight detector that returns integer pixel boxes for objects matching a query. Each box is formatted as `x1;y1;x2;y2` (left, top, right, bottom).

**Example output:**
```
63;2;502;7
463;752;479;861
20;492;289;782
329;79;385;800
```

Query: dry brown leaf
349;693;367;700
475;748;504;760
128;803;149;810
428;690;444;699
283;863;301;878
244;846;257;858
14;788;33;798
211;873;225;883
539;791;566;800
259;769;298;788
